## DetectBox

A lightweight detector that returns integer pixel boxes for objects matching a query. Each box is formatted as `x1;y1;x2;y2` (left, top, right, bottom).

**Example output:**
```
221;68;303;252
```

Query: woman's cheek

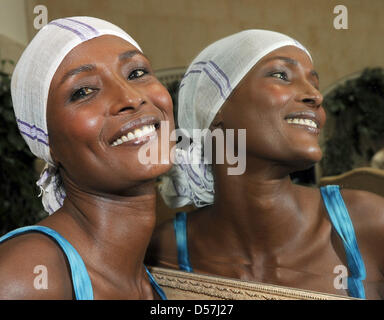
149;83;173;114
67;107;103;143
256;84;292;109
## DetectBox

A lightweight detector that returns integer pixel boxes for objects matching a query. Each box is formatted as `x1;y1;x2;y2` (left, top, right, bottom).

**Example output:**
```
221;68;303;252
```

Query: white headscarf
159;29;312;208
11;16;142;214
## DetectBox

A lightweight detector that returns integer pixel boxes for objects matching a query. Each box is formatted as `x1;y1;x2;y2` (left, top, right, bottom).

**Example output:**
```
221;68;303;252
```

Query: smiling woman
146;30;384;300
0;17;174;300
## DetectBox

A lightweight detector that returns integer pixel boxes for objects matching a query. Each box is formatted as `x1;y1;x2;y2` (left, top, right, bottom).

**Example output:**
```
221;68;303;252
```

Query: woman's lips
109;116;161;147
284;111;321;134
286;118;318;129
111;123;158;147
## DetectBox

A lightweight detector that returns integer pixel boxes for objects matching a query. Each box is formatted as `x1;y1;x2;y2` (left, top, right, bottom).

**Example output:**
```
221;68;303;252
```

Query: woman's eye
128;69;148;80
70;87;95;101
270;71;288;81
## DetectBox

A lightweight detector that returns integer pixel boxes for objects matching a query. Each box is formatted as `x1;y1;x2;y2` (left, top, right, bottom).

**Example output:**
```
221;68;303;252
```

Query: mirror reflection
146;29;384;300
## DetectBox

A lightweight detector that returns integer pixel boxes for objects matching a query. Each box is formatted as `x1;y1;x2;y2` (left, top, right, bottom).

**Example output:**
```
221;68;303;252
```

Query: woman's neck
203;160;317;258
42;177;158;289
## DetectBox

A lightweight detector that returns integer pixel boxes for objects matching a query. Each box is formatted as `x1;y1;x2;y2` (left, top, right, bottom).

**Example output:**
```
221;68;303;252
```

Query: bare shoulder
146;217;179;269
0;232;74;299
339;189;384;267
339;189;384;228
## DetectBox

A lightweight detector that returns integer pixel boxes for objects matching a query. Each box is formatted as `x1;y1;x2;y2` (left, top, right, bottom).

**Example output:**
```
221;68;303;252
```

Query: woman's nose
110;79;145;115
296;82;323;108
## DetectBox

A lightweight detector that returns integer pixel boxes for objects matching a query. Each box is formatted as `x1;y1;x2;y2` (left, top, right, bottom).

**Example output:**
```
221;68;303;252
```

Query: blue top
173;185;367;299
0;225;166;300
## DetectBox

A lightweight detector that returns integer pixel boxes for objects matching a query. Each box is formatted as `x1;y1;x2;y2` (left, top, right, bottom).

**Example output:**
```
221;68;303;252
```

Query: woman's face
219;45;326;170
47;35;174;195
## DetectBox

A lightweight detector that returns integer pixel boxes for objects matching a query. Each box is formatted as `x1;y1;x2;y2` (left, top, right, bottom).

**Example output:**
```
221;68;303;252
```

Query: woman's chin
137;161;174;180
290;154;321;173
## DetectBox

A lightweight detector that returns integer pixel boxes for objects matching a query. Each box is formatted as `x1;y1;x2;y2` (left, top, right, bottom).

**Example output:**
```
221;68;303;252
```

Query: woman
0;17;174;299
146;30;384;299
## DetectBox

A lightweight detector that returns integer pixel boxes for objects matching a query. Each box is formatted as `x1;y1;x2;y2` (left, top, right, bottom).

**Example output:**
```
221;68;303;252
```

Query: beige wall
0;0;28;69
0;0;28;45
20;0;384;92
0;34;24;73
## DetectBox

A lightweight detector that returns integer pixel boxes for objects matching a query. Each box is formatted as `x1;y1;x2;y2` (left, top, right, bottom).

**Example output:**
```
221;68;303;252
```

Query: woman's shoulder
339;188;384;268
318;185;384;228
339;188;384;227
0;229;74;299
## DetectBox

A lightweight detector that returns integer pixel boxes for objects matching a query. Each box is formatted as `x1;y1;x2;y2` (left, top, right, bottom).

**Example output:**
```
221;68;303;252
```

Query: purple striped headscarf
159;30;312;208
11;17;142;214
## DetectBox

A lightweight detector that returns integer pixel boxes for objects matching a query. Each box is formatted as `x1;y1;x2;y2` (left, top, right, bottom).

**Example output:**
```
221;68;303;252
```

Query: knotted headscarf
159;29;312;208
11;16;142;214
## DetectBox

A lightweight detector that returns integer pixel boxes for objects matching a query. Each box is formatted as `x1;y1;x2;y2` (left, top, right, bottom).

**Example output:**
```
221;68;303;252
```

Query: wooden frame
149;267;355;300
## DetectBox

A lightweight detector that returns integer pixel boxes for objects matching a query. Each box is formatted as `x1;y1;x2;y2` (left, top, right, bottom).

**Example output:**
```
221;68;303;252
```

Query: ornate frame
149;267;355;300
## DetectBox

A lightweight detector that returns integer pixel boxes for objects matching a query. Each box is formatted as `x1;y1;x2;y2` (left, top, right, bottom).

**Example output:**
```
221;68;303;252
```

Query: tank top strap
320;185;367;299
0;225;93;300
145;266;167;300
173;212;193;272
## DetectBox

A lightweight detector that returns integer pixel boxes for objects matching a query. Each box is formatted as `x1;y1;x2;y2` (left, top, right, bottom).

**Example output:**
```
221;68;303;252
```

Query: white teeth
286;118;317;129
127;132;135;140
134;128;143;138
111;124;156;146
142;125;151;135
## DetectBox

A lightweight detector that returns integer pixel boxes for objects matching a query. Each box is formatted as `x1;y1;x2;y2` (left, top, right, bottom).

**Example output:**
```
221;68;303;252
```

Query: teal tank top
0;225;166;300
173;185;367;299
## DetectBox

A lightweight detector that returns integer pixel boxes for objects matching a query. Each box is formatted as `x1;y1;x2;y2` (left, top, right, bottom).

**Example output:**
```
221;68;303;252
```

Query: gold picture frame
149;267;355;300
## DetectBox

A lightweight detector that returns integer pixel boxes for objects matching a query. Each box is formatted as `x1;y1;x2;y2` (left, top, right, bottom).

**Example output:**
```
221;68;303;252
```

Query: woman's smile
284;110;322;135
111;123;158;147
109;115;161;147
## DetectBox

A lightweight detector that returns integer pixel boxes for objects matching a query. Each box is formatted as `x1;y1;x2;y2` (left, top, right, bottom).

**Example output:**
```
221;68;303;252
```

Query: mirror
153;63;384;300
